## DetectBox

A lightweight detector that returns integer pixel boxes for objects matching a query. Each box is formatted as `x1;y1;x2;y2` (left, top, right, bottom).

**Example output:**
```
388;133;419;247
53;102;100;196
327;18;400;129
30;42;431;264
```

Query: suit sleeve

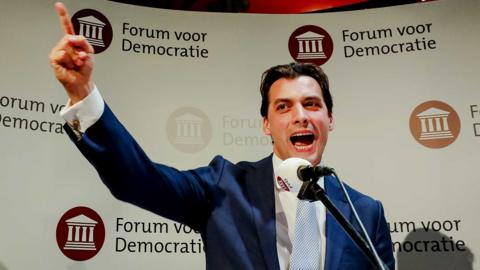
373;201;396;270
64;103;224;230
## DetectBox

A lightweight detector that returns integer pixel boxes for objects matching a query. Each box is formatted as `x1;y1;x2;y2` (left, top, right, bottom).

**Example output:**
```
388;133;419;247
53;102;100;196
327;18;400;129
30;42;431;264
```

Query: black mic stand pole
298;180;389;270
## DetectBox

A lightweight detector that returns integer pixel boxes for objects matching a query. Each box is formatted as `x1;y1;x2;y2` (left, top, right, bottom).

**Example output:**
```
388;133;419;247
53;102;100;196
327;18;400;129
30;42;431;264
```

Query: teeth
291;132;313;137
294;145;311;150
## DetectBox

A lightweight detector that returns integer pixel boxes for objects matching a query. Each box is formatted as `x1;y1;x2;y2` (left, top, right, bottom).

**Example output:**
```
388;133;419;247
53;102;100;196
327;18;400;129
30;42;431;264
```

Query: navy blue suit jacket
66;104;395;270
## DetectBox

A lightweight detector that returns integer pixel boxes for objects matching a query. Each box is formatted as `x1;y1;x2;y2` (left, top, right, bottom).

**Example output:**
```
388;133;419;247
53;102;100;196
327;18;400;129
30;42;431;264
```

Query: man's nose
292;105;308;126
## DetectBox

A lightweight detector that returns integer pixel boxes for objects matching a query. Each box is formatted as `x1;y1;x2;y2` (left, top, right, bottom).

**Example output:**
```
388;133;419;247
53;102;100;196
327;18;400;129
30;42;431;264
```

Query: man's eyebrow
272;98;291;104
303;96;322;101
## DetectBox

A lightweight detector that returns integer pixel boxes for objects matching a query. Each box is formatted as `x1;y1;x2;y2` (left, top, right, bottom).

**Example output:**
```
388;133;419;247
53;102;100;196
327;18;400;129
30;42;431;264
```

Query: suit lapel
324;175;352;270
245;155;280;270
244;159;354;270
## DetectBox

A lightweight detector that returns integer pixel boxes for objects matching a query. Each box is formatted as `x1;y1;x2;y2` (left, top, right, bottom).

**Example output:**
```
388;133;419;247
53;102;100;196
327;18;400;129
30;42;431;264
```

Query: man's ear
263;117;271;135
328;113;334;131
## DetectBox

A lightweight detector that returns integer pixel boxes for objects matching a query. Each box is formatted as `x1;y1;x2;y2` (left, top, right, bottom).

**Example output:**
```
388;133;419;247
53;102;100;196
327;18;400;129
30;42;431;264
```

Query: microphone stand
298;179;389;270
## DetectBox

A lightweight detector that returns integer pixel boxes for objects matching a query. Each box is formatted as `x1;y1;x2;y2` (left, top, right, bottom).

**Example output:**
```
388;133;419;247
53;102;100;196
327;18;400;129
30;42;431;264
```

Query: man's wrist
60;84;105;133
66;81;94;105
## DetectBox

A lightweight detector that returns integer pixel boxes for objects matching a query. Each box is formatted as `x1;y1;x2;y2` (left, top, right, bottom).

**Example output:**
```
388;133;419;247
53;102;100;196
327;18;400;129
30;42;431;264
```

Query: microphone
279;158;389;270
276;158;311;192
277;157;333;183
297;165;334;182
276;158;333;193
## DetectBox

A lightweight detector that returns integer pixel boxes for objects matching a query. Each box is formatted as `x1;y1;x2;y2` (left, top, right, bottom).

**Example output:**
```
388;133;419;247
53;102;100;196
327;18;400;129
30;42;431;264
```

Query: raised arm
50;3;217;229
49;2;94;105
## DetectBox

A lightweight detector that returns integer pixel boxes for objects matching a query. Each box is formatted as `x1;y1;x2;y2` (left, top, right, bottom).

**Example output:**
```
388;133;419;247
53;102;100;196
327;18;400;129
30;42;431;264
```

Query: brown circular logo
288;25;334;66
166;107;212;153
56;206;105;261
409;101;461;148
72;9;113;54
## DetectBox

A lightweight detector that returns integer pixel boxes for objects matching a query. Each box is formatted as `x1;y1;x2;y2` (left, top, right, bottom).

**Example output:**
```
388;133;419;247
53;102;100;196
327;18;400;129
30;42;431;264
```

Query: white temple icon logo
78;15;106;47
416;107;453;140
409;100;461;149
63;214;98;251
295;31;326;60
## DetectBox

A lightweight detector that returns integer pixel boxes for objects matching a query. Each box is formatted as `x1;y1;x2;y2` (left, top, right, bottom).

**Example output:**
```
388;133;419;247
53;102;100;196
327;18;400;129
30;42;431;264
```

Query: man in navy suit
50;3;395;269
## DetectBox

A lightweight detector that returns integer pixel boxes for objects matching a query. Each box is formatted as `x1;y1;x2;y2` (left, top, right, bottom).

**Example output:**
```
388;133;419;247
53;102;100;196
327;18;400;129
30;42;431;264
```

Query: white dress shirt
272;154;326;270
60;87;326;270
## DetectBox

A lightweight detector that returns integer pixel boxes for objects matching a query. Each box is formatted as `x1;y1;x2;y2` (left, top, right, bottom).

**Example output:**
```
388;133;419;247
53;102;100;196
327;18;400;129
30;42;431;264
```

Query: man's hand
49;2;94;105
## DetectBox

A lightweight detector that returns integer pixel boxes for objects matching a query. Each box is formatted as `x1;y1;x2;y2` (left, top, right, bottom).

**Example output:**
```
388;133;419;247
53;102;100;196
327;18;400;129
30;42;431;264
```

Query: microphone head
314;166;335;177
277;158;312;192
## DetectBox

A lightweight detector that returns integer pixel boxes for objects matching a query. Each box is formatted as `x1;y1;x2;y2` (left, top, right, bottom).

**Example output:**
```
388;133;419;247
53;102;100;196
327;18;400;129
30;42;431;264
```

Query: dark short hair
259;62;333;117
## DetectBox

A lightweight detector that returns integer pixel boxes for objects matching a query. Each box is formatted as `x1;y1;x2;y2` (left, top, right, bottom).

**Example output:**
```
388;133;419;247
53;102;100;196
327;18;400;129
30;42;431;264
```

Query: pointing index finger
55;2;75;35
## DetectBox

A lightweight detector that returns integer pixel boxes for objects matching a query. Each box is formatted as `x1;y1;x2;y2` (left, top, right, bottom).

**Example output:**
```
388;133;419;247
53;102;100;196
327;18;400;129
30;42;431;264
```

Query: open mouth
290;132;315;149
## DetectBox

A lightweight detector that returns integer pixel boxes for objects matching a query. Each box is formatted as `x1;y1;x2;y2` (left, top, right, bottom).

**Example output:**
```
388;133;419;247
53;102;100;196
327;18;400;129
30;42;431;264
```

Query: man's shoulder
326;175;381;206
202;155;273;189
209;154;272;170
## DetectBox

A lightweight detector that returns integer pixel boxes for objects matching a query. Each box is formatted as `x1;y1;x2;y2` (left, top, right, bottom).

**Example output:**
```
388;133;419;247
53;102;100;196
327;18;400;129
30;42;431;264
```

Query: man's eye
276;104;287;111
305;101;320;107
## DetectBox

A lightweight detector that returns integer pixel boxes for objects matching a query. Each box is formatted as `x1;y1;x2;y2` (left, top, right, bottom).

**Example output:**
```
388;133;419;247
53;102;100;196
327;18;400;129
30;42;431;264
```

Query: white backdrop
0;0;479;269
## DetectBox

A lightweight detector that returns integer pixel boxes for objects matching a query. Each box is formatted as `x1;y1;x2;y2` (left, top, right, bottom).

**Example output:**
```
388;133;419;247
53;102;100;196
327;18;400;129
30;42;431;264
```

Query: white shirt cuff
59;85;105;133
